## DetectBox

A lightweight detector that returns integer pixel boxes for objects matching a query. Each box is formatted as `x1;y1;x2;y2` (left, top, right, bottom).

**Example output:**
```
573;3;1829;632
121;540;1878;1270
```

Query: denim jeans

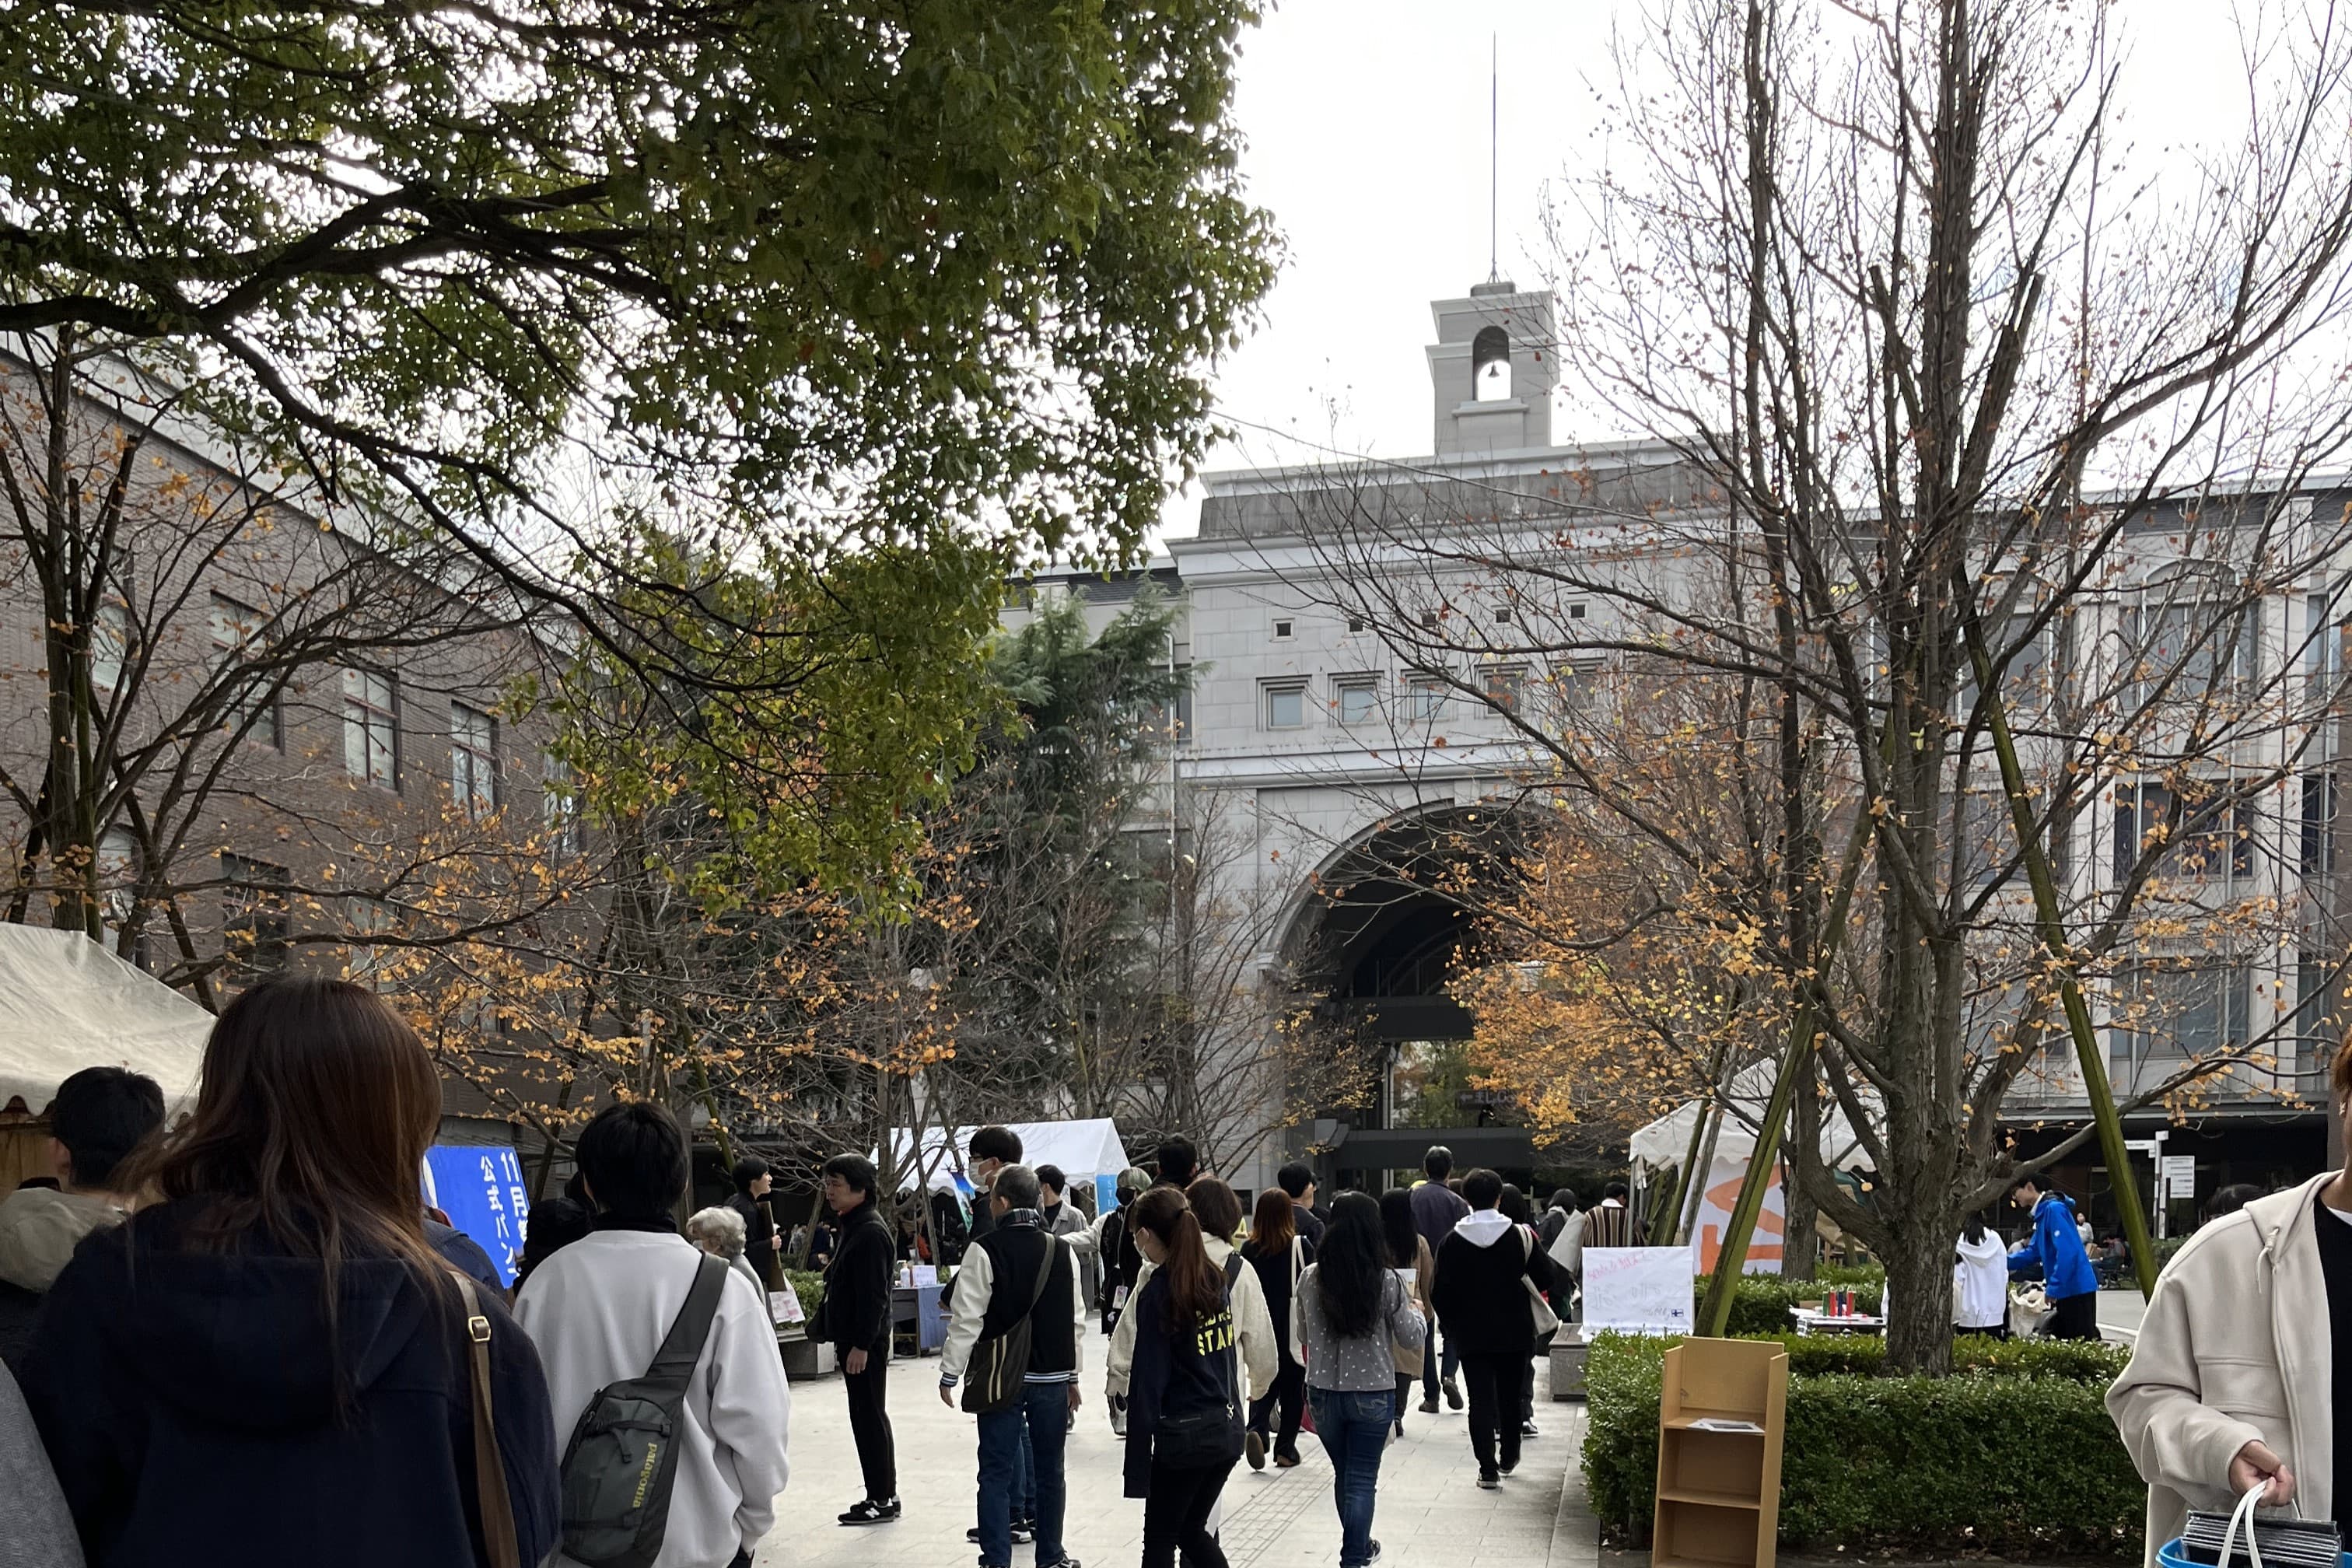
1310;1388;1394;1568
1420;1327;1459;1397
976;1382;1069;1566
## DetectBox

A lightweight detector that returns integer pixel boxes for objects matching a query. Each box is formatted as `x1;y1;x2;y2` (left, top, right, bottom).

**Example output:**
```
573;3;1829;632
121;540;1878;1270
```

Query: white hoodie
1952;1229;2009;1328
1454;1209;1517;1249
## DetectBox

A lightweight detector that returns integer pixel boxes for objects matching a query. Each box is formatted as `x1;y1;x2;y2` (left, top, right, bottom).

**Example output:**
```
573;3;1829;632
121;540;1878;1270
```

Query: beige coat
2106;1171;2336;1566
1105;1235;1279;1402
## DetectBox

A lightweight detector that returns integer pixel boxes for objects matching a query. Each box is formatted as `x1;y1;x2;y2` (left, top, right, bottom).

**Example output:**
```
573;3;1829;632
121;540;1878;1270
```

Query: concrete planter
779;1335;837;1381
1549;1335;1589;1401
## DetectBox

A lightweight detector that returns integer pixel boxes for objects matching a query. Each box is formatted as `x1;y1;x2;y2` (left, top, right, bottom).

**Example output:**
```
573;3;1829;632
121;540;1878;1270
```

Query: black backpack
556;1253;730;1568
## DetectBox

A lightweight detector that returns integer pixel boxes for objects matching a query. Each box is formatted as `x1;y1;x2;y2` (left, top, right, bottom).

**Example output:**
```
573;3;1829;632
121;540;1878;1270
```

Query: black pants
2047;1291;2099;1341
1248;1358;1307;1460
1957;1321;2010;1342
1460;1352;1525;1479
844;1348;897;1500
1143;1455;1236;1568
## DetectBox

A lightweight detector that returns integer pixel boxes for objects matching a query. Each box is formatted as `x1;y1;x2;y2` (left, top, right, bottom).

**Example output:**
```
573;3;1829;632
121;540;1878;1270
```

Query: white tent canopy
883;1118;1133;1195
0;926;212;1115
1629;1059;1877;1176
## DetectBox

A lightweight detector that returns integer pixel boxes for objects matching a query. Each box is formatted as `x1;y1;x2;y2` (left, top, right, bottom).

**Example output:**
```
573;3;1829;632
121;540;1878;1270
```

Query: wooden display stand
1651;1338;1788;1568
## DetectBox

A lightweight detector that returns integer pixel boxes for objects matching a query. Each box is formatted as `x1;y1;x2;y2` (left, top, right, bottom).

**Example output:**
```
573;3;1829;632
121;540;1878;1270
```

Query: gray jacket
0;1360;83;1568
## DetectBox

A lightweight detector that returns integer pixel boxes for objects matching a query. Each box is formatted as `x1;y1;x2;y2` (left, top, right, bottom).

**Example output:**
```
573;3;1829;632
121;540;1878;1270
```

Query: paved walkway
760;1350;1577;1568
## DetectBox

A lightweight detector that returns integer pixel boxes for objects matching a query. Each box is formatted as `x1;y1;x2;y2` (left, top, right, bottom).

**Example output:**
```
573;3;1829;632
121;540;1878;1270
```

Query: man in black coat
820;1153;901;1526
1431;1167;1559;1489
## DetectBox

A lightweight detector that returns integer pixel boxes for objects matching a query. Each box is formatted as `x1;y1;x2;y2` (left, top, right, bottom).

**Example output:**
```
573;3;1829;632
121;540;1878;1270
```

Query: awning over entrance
1322;1124;1538;1174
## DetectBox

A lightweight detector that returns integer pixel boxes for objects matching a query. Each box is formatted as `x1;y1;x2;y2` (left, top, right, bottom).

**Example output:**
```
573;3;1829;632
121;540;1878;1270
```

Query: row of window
1256;664;1597;731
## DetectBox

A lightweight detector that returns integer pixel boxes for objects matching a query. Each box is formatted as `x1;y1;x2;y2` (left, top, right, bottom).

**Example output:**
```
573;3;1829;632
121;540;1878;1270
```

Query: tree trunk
1878;1196;1957;1374
1782;1071;1819;1280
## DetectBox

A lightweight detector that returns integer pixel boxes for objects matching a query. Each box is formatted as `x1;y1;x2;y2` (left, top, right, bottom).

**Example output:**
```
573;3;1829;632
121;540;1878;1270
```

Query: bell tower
1426;277;1558;456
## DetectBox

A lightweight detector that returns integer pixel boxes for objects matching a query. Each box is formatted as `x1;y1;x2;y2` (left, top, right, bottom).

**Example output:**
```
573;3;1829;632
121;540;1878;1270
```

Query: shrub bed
1691;1272;1887;1335
1584;1332;2140;1558
783;1269;825;1330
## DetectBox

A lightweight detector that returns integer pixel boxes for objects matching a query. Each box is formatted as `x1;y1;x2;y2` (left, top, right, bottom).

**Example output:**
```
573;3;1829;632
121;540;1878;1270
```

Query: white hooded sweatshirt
1952;1228;2009;1329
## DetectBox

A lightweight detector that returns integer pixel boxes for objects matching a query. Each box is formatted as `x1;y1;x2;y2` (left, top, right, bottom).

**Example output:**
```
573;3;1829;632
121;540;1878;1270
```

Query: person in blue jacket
2008;1174;2102;1339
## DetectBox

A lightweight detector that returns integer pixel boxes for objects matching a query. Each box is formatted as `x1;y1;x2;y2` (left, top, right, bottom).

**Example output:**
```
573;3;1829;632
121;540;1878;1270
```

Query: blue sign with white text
423;1145;532;1288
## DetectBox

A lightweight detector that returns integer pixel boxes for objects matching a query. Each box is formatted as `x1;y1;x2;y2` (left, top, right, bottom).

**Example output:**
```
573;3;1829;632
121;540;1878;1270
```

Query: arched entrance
1279;802;1544;1187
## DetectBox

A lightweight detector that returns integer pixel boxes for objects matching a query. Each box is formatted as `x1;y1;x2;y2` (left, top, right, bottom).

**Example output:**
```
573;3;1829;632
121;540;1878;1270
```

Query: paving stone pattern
759;1351;1578;1568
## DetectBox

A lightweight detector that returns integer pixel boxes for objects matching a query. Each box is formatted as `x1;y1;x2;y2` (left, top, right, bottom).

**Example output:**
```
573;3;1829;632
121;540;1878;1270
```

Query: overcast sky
1159;0;2256;544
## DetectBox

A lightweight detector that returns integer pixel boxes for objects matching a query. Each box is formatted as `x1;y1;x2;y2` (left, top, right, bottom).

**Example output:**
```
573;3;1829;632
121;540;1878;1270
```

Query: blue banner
422;1145;531;1287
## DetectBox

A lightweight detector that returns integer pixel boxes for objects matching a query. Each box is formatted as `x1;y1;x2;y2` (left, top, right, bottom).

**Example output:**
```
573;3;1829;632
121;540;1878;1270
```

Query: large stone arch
1272;796;1552;1182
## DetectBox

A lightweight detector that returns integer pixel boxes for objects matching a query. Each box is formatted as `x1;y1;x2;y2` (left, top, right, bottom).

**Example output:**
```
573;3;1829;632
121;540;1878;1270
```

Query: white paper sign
768;1278;804;1325
2161;1155;2196;1199
1582;1246;1695;1335
909;1264;939;1289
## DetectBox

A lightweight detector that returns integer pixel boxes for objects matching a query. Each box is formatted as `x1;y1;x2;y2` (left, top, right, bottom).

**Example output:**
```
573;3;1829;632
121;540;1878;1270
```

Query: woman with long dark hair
1244;1185;1311;1468
1297;1194;1424;1568
1954;1210;2009;1340
1377;1188;1435;1438
21;976;559;1567
1123;1186;1244;1568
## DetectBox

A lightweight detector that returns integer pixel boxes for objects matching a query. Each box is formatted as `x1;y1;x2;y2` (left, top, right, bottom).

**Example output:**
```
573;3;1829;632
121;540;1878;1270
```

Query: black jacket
725;1192;776;1265
1430;1214;1559;1359
19;1202;559;1568
819;1199;895;1353
1246;1234;1314;1361
970;1221;1078;1377
1122;1262;1241;1499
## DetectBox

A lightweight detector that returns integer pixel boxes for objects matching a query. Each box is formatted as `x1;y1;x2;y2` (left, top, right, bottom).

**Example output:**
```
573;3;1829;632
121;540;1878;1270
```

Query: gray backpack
556;1253;730;1568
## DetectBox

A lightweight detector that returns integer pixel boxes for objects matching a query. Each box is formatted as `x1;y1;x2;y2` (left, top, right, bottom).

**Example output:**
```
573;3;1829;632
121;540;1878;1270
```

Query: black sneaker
1246;1430;1267;1470
1013;1521;1035;1545
1521;1419;1539;1437
1366;1544;1383;1565
839;1497;900;1526
1038;1559;1084;1568
1444;1376;1464;1411
1500;1462;1517;1477
1476;1472;1501;1491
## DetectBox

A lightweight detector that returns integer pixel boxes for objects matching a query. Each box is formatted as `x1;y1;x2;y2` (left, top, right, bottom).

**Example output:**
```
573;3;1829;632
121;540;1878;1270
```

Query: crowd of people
0;977;1622;1568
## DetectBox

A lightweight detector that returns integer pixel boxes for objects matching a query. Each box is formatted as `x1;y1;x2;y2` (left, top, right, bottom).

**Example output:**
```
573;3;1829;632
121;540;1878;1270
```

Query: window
96;826;138;942
542;752;584;857
2309;591;2344;704
1262;680;1307;730
1494;604;1514;625
1346;614;1368;634
341;667;399;789
1471;324;1512;402
344;895;399;988
2113;779;2257;889
2304;772;2339;877
1568;603;1587;621
89;597;129;699
451;703;498;818
1405;674;1447;723
2126;598;2259;707
219;852;290;979
1553;659;1603;713
1335;676;1379;726
2114;961;2251;1063
1418;609;1442;631
2293;957;2342;1075
208;595;278;747
1271;618;1295;641
1482;663;1528;710
1960;612;2055;716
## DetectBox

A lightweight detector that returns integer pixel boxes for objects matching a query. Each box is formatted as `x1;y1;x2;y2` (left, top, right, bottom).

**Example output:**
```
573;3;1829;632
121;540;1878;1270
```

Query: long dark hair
1377;1188;1419;1270
1962;1211;1988;1246
1248;1186;1296;1258
1317;1192;1387;1339
121;978;457;1360
1132;1185;1223;1328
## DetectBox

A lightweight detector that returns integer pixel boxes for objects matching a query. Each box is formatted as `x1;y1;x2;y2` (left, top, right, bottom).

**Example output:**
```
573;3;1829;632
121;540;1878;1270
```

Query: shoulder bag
1520;1227;1561;1337
963;1234;1059;1415
1152;1255;1246;1470
453;1276;522;1568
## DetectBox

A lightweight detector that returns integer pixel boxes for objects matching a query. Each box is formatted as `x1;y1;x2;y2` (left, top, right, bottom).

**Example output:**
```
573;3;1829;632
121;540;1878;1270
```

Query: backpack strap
642;1253;731;1397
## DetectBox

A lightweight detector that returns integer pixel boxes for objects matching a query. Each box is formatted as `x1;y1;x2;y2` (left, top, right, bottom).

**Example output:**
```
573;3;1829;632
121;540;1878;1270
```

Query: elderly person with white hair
688;1204;772;1304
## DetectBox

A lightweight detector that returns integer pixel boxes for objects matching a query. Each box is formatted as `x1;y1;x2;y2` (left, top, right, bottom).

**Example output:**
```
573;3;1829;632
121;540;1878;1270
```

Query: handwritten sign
1582;1246;1694;1336
422;1145;532;1288
769;1278;805;1326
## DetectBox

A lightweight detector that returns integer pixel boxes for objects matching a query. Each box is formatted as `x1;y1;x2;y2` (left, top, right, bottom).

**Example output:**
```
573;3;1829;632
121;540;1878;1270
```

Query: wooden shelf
1658;1487;1766;1511
1652;1339;1789;1568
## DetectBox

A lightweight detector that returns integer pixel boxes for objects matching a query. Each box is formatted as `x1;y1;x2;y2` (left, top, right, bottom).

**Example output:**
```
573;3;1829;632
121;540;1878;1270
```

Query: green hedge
1584;1333;2140;1558
784;1269;825;1329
